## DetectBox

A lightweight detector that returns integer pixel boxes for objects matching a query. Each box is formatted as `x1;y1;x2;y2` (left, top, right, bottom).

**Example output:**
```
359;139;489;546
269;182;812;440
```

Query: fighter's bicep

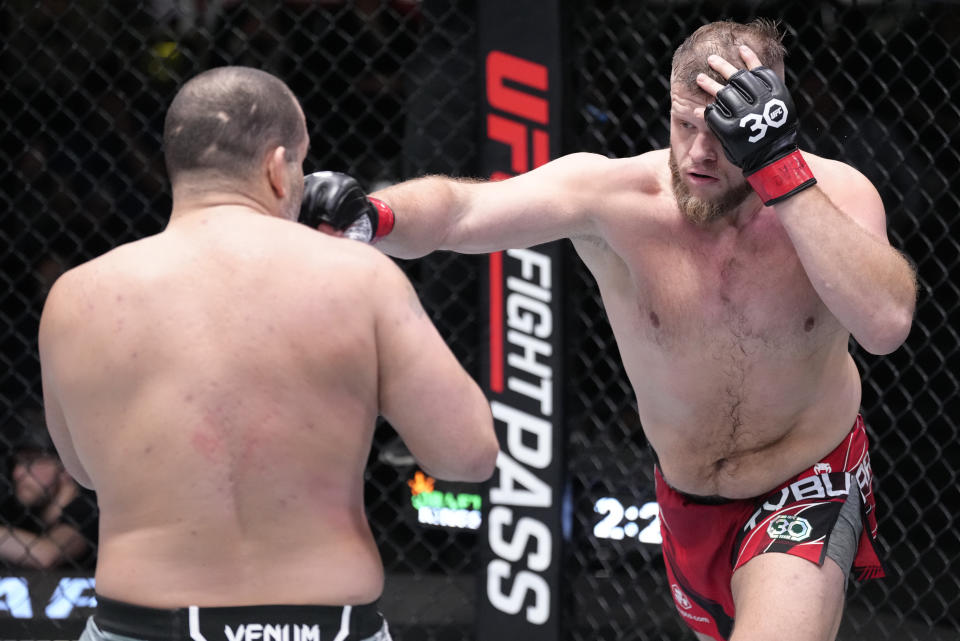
374;259;467;418
39;395;90;494
42;391;93;490
451;153;616;247
38;282;94;490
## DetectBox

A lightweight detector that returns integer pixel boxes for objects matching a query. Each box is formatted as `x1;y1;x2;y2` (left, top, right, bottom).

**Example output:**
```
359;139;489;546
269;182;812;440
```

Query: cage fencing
0;1;957;640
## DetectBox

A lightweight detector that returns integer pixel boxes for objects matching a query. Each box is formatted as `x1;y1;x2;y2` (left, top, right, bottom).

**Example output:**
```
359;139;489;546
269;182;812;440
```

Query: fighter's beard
669;150;753;226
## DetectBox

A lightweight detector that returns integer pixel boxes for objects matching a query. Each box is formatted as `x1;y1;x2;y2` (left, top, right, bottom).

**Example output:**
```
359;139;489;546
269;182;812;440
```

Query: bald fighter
38;66;497;641
300;20;917;641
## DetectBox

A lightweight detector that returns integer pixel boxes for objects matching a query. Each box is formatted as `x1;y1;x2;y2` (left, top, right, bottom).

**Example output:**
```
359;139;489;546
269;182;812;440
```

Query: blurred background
1;0;957;639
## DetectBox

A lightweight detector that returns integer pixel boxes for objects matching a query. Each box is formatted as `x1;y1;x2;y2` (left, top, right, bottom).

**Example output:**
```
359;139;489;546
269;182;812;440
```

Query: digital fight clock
592;497;661;544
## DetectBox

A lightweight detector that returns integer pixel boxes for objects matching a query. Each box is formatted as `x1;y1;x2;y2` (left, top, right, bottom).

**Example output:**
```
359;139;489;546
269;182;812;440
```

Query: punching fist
299;171;395;242
704;64;816;206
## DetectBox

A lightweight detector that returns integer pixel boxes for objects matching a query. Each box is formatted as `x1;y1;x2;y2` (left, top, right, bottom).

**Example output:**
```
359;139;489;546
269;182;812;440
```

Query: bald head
163;66;306;190
671;19;787;94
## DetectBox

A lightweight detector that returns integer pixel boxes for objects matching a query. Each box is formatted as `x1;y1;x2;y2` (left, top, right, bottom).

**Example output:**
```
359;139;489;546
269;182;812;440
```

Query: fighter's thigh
729;553;846;641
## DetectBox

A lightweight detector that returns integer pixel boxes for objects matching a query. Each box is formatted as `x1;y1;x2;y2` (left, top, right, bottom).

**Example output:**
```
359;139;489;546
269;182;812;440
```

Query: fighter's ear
265;146;289;198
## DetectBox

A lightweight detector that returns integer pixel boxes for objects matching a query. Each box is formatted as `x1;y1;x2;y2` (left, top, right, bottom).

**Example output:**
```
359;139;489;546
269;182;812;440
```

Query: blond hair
671;19;787;92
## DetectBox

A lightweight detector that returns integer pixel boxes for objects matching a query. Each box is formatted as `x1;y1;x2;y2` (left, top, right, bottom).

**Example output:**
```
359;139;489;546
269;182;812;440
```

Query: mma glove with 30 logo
704;66;817;206
299;171;395;243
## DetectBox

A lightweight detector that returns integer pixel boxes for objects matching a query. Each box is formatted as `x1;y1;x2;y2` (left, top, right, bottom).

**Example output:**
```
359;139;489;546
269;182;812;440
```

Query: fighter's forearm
372;176;476;259
776;187;917;355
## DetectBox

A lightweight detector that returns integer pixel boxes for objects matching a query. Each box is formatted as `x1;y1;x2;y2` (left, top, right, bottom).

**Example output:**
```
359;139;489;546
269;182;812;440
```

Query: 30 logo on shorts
766;515;812;542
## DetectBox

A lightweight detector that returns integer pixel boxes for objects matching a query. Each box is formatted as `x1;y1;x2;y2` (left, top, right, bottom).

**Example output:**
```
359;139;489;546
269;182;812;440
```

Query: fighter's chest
617;224;825;350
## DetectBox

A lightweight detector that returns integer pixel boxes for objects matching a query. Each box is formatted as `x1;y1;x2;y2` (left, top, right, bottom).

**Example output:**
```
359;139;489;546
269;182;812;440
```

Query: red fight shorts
655;415;885;640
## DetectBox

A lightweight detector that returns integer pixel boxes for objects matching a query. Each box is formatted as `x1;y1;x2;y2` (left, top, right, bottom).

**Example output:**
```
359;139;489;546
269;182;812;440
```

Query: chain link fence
565;2;959;640
1;1;957;640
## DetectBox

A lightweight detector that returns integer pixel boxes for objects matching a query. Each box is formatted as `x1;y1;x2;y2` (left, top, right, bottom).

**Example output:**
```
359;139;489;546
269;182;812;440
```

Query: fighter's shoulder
330;241;419;316
40;239;160;323
289;226;407;296
38;261;95;339
565;151;667;256
43;256;99;302
547;150;663;189
294;223;394;268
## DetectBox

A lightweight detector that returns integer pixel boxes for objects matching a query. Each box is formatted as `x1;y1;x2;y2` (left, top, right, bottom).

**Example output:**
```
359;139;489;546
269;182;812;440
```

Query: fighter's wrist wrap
745;150;816;206
367;196;395;240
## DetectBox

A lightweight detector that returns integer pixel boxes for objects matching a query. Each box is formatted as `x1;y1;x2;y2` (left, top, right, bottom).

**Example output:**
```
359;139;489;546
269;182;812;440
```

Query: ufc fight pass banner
476;3;566;641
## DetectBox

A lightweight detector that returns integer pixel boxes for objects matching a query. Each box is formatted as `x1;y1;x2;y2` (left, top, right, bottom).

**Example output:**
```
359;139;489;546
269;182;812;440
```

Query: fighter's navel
804;316;816;332
650;311;661;328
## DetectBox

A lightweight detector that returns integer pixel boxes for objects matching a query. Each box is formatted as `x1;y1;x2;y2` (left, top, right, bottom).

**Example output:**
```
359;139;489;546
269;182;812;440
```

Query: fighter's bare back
40;210;425;607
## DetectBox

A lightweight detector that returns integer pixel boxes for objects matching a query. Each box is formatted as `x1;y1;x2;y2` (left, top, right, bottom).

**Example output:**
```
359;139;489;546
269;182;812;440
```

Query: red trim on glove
367;197;395;239
746;150;817;206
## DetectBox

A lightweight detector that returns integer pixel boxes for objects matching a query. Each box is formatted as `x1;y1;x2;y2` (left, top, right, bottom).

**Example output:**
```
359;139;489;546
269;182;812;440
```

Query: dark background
0;1;956;639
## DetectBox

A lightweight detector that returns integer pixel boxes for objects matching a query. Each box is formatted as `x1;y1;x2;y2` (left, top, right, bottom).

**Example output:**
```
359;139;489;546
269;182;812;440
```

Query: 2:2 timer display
592;497;662;544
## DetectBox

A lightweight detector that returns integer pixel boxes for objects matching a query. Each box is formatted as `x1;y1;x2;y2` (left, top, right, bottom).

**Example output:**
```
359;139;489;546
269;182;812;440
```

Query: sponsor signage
0;574;95;620
0;572;93;638
407;470;483;531
476;3;565;641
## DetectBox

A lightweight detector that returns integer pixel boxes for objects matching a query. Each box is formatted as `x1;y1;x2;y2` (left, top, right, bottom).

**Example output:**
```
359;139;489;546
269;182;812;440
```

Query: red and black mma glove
704;67;817;206
299;171;395;243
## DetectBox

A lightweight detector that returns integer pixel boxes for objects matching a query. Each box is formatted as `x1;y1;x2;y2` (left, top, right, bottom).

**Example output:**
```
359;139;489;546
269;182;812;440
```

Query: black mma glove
704;66;816;206
299;171;395;242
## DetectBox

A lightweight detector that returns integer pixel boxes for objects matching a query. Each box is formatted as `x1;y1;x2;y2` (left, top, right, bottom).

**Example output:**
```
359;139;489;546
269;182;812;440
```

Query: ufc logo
739;98;788;143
